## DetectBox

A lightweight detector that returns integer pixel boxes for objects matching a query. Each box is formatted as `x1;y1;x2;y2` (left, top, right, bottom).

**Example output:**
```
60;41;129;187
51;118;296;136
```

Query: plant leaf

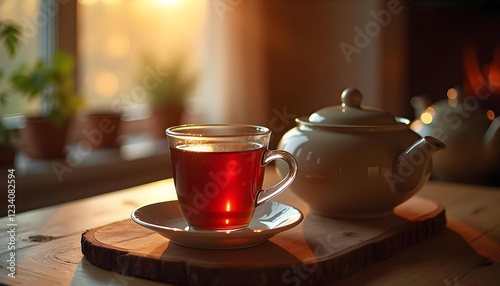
9;51;84;125
53;51;74;75
0;24;21;57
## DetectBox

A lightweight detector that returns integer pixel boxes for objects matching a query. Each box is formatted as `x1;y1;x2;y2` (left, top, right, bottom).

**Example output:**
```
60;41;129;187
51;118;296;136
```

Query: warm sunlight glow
104;34;130;58
94;70;119;98
102;0;122;5
78;0;99;5
226;202;231;212
156;0;180;5
79;0;207;110
225;219;229;225
487;110;496;121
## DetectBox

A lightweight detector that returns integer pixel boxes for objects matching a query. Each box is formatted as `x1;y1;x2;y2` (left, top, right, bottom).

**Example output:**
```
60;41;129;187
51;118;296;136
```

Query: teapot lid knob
341;87;363;108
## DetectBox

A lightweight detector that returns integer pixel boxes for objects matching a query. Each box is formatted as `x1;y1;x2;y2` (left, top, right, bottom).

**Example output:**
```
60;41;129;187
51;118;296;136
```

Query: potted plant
0;21;21;166
0;83;18;166
11;51;84;159
84;110;122;149
143;57;196;138
0;82;19;166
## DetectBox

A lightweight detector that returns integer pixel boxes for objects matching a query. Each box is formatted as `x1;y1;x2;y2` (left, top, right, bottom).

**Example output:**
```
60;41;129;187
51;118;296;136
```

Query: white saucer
131;200;303;249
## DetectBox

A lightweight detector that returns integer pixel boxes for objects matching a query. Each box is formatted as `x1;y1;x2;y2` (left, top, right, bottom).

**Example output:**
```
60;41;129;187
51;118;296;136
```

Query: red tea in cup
170;143;266;230
166;125;297;231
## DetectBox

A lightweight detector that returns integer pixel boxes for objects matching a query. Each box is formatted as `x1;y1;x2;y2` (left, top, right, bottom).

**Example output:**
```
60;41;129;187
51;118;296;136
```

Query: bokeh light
93;70;119;98
420;106;435;124
447;88;458;100
487;110;495;121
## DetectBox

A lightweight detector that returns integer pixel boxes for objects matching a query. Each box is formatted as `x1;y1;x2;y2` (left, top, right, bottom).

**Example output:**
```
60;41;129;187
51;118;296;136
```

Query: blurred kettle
410;88;500;184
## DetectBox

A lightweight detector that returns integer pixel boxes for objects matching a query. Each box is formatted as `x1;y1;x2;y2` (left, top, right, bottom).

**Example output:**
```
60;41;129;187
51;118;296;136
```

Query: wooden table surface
1;168;500;285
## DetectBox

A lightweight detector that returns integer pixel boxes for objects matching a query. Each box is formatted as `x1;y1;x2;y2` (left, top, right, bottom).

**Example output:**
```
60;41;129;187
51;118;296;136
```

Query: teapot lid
308;88;398;125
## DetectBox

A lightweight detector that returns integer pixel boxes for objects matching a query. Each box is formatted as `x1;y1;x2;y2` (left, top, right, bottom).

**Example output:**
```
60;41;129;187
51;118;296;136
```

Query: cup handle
254;150;298;207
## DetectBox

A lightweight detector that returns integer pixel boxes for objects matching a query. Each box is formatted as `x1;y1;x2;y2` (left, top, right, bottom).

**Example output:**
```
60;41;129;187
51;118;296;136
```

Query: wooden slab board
81;196;445;285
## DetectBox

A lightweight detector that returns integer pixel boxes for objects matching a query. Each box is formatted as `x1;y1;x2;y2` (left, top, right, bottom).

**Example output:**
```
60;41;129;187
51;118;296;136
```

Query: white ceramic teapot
276;88;446;219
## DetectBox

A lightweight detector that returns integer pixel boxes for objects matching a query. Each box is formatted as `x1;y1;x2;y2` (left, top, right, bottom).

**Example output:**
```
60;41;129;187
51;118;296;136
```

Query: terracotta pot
85;113;122;149
0;146;16;167
23;117;70;159
150;105;184;138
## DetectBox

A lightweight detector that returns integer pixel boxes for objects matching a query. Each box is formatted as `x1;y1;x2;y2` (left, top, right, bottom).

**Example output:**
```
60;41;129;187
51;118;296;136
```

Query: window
78;0;206;119
0;0;42;117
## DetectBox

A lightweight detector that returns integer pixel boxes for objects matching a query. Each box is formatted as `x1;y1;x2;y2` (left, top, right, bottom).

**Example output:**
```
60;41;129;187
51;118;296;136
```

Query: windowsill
13;133;173;213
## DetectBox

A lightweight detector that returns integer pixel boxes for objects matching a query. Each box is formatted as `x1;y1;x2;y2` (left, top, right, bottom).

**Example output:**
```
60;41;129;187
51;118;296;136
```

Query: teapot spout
391;136;446;193
484;116;500;161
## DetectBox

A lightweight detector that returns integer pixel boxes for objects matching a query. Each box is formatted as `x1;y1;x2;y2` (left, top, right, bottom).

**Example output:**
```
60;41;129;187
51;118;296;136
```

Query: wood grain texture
81;196;446;285
1;171;499;286
419;181;500;262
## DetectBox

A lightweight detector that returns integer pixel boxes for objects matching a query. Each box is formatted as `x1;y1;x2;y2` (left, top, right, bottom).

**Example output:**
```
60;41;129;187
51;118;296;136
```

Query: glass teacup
166;124;297;231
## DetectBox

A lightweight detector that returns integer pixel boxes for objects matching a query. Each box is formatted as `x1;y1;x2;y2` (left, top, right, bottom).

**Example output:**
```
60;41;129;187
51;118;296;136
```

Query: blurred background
1;0;499;212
